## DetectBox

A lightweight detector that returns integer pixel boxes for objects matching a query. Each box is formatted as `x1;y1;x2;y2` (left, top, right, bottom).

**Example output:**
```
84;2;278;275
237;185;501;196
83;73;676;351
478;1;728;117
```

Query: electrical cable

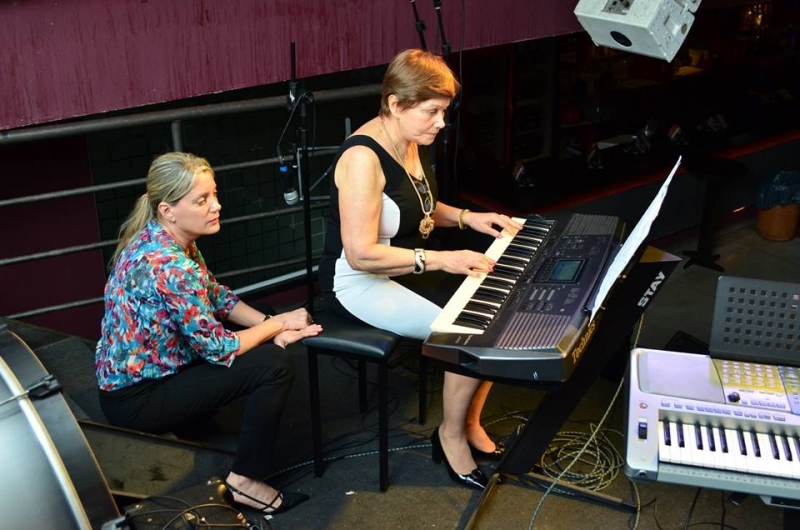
125;499;245;530
156;503;245;530
684;488;703;530
538;424;626;491
274;94;304;167
525;374;625;529
524;314;648;529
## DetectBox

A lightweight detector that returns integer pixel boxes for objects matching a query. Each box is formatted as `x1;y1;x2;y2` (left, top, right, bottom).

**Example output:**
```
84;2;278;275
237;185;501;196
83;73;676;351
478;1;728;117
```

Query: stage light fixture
574;0;703;62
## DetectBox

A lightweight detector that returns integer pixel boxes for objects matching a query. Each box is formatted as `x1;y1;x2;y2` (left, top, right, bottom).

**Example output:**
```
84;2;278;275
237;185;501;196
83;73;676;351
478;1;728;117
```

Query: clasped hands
273;307;323;349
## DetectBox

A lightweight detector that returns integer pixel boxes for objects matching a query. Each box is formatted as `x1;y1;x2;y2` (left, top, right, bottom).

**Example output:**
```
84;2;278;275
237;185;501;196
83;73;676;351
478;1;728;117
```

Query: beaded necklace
379;117;434;239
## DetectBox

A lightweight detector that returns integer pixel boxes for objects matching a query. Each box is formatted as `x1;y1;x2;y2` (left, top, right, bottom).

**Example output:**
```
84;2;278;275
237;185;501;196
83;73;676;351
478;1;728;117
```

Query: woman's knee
243;345;295;384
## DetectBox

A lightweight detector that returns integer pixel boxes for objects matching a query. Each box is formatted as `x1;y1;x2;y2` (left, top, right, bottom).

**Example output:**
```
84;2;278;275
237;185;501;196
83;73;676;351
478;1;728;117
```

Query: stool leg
358;361;368;412
378;362;389;492
418;354;427;425
307;348;325;478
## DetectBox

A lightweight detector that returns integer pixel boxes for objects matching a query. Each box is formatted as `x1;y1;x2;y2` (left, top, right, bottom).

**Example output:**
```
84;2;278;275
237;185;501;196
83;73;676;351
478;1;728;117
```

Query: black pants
99;344;294;479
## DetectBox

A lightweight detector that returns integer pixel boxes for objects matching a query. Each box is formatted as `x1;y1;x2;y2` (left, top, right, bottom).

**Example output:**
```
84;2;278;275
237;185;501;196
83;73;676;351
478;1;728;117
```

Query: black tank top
319;135;438;295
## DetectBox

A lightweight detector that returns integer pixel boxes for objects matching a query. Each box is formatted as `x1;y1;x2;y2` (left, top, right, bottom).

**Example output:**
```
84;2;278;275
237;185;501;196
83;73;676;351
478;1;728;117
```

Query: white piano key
682;424;704;468
755;432;784;478
429;217;528;334
725;428;750;473
704;426;725;471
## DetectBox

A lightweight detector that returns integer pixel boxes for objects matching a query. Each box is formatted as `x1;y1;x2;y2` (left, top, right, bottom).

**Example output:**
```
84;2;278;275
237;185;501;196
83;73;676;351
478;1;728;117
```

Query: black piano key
512;234;541;245
677;422;685;448
768;433;780;459
505;245;533;257
663;420;671;446
719;428;728;453
706;426;715;452
496;255;528;267
480;278;512;291
488;269;518;281
497;249;529;260
694;424;703;450
782;435;793;461
452;316;488;330
520;223;546;233
483;274;515;287
459;308;492;321
750;431;761;458
454;317;490;330
476;285;508;297
455;310;491;324
473;287;506;304
521;222;550;234
737;429;747;456
463;301;497;315
493;263;521;275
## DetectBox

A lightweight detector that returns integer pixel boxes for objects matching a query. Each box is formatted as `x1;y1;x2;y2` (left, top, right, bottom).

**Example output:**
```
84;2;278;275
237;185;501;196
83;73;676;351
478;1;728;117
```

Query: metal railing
1;83;382;320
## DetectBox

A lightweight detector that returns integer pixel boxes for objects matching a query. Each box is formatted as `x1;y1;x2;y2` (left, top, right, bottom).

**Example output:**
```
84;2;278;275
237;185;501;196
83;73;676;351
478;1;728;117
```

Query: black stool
681;154;748;272
302;307;428;492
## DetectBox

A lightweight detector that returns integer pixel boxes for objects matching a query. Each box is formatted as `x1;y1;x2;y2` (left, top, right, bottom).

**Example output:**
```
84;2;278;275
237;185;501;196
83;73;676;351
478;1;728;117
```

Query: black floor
2;214;799;530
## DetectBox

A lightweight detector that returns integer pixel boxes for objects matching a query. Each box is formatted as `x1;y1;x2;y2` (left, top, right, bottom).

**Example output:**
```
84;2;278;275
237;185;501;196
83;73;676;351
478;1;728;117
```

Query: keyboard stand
457;247;681;529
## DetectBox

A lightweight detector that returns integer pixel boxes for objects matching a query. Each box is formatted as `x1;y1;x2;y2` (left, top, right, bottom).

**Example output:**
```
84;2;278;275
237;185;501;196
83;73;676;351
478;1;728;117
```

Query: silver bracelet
413;248;426;275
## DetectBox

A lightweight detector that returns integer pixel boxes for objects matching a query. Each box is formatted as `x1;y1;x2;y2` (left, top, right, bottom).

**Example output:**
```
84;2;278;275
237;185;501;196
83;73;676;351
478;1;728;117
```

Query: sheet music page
589;156;681;320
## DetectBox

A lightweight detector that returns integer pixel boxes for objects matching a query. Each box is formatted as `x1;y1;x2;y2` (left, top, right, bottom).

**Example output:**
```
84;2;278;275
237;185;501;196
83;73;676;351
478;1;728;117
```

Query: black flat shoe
469;440;506;461
431;427;488;491
224;480;309;515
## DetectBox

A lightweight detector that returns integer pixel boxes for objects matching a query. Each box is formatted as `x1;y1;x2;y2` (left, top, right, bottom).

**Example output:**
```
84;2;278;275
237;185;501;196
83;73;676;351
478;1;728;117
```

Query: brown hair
380;49;460;116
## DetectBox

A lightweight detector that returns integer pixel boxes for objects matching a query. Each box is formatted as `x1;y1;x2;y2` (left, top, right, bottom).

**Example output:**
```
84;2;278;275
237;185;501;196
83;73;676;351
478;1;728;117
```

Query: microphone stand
432;0;456;203
287;42;317;313
409;0;427;50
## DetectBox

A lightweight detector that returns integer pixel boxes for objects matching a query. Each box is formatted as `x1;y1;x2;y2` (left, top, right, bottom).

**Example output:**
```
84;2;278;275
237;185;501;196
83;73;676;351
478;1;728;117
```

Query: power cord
523;313;649;529
526;368;627;530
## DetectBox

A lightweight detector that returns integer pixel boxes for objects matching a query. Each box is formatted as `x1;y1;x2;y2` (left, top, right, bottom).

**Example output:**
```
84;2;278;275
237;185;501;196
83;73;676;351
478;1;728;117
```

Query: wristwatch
413;248;426;275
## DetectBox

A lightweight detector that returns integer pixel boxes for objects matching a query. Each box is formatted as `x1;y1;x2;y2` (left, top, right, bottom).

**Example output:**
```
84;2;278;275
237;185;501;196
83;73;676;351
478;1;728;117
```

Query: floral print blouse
95;219;240;391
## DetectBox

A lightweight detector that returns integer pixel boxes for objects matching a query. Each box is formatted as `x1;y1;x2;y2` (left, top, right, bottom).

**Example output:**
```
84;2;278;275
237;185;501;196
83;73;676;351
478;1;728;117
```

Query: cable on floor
538;424;626;491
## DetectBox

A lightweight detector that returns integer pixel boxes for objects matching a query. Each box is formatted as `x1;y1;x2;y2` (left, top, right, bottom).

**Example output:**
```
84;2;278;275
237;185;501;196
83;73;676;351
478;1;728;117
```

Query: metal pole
171;119;184;151
0;84;381;145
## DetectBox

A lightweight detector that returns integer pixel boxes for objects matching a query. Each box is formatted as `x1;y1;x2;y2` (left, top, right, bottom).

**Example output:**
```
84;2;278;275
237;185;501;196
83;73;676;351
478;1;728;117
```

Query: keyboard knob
727;391;740;403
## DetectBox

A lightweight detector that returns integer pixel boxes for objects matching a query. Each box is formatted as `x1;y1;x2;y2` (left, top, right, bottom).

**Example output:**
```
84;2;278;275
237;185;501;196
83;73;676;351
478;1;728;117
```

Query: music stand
709;275;800;367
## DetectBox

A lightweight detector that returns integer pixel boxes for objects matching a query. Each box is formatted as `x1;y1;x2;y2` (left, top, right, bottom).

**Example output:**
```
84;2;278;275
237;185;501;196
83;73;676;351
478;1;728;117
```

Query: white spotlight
574;0;703;62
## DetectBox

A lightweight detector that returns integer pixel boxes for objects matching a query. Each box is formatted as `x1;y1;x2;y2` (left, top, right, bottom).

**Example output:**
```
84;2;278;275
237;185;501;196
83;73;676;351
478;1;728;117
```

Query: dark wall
0;0;582;131
0;137;107;339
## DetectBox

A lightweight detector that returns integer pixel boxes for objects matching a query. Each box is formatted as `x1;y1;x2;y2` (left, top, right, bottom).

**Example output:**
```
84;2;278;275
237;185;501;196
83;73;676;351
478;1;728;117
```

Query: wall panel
0;0;581;131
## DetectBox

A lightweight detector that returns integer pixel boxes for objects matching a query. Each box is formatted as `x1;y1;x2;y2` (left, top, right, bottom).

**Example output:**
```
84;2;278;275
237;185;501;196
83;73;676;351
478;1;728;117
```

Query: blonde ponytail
108;152;213;269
